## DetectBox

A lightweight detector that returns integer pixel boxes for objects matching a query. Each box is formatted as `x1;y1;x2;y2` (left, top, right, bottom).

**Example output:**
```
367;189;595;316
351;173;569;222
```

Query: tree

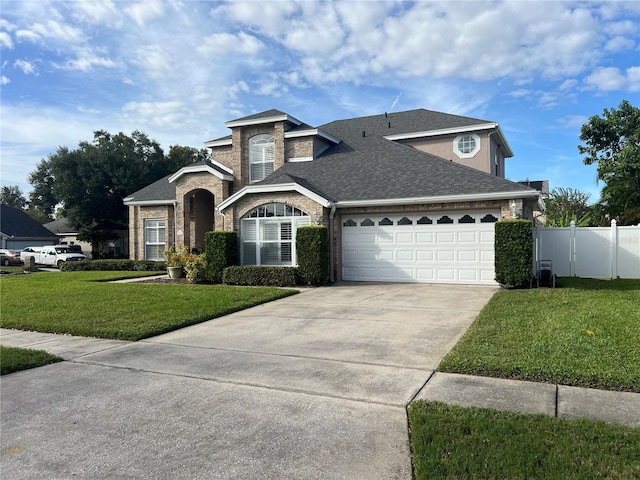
0;185;28;209
579;100;640;225
28;158;58;220
544;187;593;227
28;130;203;249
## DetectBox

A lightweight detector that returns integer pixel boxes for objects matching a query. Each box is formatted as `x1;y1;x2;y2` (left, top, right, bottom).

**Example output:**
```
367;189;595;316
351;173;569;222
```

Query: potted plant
163;245;188;279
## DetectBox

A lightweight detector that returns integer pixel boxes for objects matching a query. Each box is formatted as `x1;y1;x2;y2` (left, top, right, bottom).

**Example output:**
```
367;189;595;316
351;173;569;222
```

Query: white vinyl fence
534;220;640;279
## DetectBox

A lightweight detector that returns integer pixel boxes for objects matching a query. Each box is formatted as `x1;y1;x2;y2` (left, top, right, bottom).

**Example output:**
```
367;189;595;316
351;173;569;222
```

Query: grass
438;277;640;392
408;401;640;480
1;346;63;375
0;271;298;341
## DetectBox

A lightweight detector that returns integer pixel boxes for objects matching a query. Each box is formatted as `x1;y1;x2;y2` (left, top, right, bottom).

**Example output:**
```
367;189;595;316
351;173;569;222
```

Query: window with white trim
144;219;165;260
241;203;310;266
453;134;480;158
249;134;275;182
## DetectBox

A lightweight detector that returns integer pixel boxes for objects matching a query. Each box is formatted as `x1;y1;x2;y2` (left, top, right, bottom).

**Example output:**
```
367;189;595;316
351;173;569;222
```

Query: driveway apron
0;283;497;479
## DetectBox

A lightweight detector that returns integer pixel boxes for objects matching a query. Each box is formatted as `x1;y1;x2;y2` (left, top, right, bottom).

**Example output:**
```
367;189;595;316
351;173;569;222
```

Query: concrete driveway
1;282;497;479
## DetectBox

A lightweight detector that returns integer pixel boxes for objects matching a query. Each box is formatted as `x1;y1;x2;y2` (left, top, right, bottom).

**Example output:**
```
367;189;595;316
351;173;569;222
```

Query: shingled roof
123;174;176;204
255;108;534;203
0;204;58;240
129;108;537;206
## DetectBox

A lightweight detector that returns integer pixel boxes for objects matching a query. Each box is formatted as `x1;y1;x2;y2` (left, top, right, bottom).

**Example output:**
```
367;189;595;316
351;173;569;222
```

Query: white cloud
14;59;38;75
0;31;14;49
558;115;589;129
135;45;173;78
0;19;16;32
1;75;9;85
197;32;264;57
559;79;578;91
584;66;639;91
71;0;122;27
604;36;636;52
121;100;189;129
227;81;250;99
30;20;84;43
220;1;298;37
57;49;115;72
124;0;165;27
15;30;41;43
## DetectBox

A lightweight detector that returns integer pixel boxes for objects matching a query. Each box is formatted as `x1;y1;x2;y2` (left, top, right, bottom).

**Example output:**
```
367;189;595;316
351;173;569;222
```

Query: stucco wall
401;132;501;174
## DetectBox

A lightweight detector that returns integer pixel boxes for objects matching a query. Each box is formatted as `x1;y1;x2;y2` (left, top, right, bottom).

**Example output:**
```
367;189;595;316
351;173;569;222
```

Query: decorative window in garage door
342;212;500;228
437;215;454;224
481;214;498;223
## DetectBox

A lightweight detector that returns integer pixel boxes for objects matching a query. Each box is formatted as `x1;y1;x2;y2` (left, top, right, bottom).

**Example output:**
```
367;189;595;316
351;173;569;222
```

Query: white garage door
341;211;499;285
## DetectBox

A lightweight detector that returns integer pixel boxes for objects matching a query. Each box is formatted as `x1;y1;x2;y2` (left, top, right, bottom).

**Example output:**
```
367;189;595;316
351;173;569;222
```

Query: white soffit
217;183;332;211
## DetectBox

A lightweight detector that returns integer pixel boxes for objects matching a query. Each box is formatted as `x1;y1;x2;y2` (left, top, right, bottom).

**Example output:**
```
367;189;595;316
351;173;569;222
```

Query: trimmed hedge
222;266;300;287
296;226;329;285
494;220;533;288
61;259;165;272
205;231;238;283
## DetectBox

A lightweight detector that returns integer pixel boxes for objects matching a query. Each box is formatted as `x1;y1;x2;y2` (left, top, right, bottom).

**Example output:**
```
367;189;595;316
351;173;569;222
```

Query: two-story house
124;108;541;285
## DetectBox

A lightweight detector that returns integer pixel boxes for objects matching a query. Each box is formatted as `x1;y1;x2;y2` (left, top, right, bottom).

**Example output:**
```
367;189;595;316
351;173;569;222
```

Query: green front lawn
439;278;640;392
0;271;297;341
409;401;640;479
1;346;63;375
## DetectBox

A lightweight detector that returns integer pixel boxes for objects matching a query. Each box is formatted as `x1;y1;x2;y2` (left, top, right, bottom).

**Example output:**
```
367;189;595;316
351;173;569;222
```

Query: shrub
296;226;329;285
494;220;533;288
205;231;238;283
184;255;207;283
222;266;300;287
61;259;165;272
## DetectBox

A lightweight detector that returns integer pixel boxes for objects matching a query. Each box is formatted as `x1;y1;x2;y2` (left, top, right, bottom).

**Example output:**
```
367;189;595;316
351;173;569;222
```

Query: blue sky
1;1;639;203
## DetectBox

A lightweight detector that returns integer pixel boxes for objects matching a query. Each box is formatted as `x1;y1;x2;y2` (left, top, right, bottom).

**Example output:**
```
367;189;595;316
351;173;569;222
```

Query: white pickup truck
20;245;86;268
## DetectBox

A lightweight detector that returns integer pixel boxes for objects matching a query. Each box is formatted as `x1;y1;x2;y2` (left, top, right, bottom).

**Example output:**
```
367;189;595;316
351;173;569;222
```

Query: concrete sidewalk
2;328;638;427
416;372;640;428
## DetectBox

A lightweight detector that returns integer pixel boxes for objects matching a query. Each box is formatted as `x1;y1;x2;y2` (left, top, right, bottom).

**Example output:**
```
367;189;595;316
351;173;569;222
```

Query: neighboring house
43;218;129;259
0;204;59;250
125;108;541;285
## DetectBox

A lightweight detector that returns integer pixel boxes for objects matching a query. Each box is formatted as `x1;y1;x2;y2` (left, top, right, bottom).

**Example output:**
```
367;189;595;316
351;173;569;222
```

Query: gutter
334;190;540;208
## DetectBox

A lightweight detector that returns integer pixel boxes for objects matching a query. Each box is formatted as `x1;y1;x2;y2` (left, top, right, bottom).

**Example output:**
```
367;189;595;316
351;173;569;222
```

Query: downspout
329;204;336;283
487;130;496;175
173;201;178;247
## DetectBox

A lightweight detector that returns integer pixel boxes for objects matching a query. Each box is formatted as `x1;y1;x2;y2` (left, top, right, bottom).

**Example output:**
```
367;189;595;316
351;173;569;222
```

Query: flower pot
167;266;183;279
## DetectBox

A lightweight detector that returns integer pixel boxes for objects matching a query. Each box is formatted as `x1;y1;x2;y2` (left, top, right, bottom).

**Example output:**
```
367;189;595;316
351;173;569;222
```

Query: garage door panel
397;233;414;244
378;233;394;243
436;232;455;243
360;249;376;261
458;269;479;281
397;249;414;261
416;250;435;262
436;269;455;281
437;250;455;261
343;249;359;261
416;233;435;244
458;250;478;262
378;250;394;261
342;211;498;285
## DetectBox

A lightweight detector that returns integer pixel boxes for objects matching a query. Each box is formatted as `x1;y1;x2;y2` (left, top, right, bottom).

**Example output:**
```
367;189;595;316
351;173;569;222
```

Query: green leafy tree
28;130;203;248
544;187;593;227
0;185;28;209
579;100;640;225
28;158;57;220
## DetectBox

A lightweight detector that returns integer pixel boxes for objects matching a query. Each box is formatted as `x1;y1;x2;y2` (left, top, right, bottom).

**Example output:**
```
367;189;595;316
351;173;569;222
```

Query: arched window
249;134;275;182
241;203;310;266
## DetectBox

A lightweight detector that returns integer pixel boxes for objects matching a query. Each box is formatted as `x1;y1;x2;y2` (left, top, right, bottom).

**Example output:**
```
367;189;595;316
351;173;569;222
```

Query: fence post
570;220;576;277
611;219;617;279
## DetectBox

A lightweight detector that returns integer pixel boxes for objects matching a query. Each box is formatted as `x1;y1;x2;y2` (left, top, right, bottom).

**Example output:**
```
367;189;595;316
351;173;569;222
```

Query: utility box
24;255;36;272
